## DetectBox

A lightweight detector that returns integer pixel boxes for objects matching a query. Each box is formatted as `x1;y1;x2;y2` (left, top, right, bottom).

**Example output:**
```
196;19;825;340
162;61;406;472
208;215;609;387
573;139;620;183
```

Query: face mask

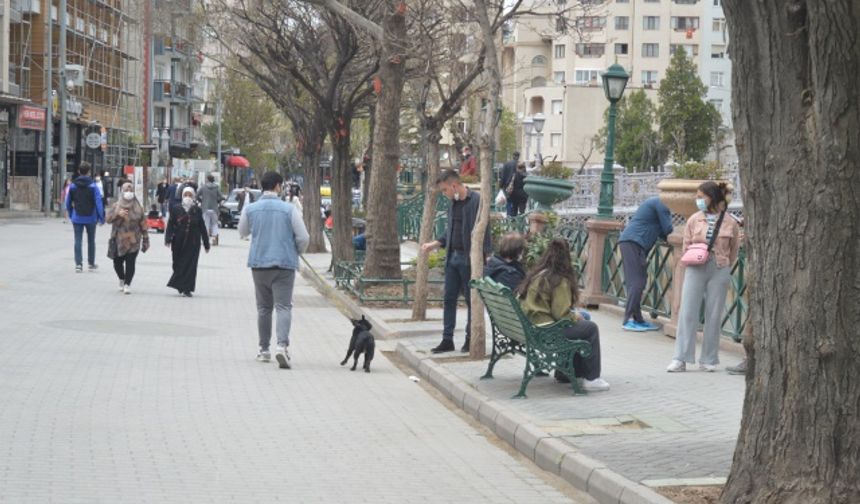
182;197;194;207
696;198;708;212
453;189;461;201
122;192;134;201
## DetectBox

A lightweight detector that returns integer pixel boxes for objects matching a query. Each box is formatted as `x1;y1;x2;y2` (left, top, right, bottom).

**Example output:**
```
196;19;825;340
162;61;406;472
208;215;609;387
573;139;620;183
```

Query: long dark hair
699;181;730;213
517;238;579;305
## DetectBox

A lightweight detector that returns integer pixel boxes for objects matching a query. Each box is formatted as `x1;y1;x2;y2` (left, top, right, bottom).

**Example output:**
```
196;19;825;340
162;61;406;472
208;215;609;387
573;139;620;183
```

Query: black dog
341;315;375;373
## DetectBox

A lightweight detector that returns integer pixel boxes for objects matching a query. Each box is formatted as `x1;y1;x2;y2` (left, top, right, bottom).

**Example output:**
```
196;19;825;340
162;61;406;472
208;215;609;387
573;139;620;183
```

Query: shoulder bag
681;211;726;266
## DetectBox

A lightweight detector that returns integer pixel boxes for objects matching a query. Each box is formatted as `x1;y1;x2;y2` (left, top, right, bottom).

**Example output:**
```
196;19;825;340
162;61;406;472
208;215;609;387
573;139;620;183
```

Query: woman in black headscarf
165;186;209;297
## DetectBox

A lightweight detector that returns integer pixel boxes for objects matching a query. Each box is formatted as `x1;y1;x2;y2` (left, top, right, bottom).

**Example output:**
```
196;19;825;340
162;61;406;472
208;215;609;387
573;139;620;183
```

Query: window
673;0;698;4
576;16;606;31
615;43;629;55
644;0;659;3
551;100;563;115
556;0;567;4
709;99;723;112
714;0;721;5
550;133;562;147
617;0;629;3
711;45;726;59
671;16;700;30
553;71;566;84
642;70;659;85
531;55;547;66
670;44;699;57
643;16;660;30
554;45;566;59
531;76;547;88
710;71;724;86
615;16;629;30
712;18;726;32
642;43;659;58
574;69;600;85
575;43;605;57
556;16;567;33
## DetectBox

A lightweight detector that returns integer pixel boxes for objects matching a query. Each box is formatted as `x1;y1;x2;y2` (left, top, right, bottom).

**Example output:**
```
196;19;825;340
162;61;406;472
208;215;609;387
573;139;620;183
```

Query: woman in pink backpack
667;181;740;373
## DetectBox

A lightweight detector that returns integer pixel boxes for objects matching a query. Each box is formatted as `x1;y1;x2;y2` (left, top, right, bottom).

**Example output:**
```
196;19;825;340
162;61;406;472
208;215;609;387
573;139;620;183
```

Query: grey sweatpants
252;268;296;350
203;209;219;237
673;256;731;365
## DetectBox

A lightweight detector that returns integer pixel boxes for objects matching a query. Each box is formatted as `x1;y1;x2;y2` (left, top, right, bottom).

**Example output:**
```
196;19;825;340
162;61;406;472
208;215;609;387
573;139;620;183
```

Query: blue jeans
442;251;471;342
73;222;97;267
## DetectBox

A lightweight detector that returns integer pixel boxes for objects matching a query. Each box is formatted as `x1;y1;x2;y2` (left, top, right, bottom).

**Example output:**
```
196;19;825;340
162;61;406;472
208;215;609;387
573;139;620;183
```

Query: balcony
154;80;191;103
170;128;191;149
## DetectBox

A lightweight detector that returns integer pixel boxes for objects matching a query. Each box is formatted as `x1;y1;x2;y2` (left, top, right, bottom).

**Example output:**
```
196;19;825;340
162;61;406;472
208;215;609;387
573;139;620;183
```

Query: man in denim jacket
239;171;309;369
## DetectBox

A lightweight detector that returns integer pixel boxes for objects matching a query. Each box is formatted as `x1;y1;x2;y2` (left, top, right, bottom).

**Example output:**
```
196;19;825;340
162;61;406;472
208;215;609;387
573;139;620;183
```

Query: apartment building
0;0;143;210
501;0;737;169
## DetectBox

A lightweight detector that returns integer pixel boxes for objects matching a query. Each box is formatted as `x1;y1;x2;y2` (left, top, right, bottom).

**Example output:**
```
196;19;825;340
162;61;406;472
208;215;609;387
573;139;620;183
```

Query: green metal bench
323;228;365;272
471;277;592;398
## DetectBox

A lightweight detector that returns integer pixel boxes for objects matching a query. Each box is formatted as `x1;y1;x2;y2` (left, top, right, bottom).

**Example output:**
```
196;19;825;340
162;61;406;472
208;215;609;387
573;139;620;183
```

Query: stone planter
523;176;574;211
657;178;734;219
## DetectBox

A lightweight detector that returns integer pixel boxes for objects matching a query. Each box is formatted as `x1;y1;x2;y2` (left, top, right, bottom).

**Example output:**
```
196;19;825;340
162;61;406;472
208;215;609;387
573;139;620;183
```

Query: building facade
501;0;737;170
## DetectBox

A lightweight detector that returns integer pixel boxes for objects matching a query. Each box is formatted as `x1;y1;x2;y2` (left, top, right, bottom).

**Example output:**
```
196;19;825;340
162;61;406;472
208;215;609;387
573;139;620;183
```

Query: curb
395;341;675;504
300;253;675;504
298;255;398;340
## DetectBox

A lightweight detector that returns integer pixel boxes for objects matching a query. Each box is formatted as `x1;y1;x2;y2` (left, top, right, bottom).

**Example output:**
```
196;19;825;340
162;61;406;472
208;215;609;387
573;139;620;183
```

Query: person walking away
197;174;225;246
459;146;477;177
499;151;520;216
94;174;105;207
165;187;210;297
507;162;529;217
421;170;492;354
106;182;149;294
239;171;309;369
618;196;674;332
483;232;526;291
60;177;72;223
65;162;105;273
166;177;182;212
667;182;740;373
156;179;168;217
518;238;610;391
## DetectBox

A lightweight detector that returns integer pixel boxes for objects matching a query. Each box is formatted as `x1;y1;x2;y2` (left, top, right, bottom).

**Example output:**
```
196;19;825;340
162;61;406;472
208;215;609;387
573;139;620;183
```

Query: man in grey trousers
239;171;309;369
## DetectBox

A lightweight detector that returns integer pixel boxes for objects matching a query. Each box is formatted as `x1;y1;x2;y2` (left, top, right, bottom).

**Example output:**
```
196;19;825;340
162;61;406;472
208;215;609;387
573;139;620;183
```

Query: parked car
219;188;261;228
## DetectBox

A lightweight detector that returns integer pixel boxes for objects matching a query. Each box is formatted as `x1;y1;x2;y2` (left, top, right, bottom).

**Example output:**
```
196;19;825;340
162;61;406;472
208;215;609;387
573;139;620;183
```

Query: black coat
483;256;526;291
165;205;210;293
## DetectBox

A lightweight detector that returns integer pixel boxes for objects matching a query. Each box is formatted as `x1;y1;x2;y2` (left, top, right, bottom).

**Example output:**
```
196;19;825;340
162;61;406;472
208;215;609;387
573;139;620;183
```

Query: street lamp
533;112;545;168
522;116;534;166
597;63;629;219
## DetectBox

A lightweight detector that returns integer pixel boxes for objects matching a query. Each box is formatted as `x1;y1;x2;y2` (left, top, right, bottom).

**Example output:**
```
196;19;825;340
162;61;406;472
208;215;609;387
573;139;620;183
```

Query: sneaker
256;349;271;363
88;264;98;272
666;359;686;372
699;363;718;372
582;377;611;392
181;291;193;298
119;279;125;291
431;340;455;354
622;320;647;332
275;345;291;369
75;265;83;273
635;321;661;332
726;359;747;375
123;284;131;295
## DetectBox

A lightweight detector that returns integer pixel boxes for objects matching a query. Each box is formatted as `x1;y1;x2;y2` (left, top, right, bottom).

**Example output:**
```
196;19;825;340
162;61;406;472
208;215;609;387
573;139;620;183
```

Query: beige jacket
683;211;740;268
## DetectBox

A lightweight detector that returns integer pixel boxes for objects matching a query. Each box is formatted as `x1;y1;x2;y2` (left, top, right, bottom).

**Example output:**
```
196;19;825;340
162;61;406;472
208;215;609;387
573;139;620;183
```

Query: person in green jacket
518;238;610;392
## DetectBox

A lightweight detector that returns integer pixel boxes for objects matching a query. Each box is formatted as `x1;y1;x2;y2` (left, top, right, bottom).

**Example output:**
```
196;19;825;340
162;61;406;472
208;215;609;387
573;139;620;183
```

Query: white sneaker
582;377;610;392
275;345;291;369
119;279;125;291
123;284;131;295
256;348;271;362
699;363;717;372
666;360;686;372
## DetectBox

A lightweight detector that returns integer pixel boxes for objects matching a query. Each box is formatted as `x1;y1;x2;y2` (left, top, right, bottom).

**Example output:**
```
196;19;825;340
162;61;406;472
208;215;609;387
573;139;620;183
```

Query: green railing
396;192;447;242
558;224;590;289
601;232;748;341
334;260;447;305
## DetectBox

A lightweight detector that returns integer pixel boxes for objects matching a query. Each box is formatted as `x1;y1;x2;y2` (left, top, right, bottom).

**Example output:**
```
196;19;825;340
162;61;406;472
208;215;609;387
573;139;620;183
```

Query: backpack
72;183;96;217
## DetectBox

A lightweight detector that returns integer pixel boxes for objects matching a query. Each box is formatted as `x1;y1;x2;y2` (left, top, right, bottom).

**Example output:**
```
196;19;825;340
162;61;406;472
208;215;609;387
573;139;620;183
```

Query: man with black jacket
421;170;492;353
499;151;520;215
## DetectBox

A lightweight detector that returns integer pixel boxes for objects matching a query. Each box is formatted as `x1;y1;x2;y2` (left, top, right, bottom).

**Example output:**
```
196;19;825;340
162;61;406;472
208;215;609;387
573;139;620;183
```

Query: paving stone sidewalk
0;219;592;504
303;245;747;488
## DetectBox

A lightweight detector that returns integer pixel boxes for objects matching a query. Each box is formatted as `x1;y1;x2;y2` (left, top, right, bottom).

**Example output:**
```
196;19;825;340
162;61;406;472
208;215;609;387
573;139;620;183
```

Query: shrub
671;160;724;180
539;161;573;179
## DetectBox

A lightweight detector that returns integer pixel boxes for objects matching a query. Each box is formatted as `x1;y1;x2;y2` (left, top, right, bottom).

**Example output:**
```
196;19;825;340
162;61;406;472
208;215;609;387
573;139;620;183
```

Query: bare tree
719;1;860;503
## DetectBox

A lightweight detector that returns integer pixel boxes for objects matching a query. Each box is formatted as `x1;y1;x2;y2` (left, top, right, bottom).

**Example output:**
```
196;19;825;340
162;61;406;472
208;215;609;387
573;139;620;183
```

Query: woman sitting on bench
518;238;610;392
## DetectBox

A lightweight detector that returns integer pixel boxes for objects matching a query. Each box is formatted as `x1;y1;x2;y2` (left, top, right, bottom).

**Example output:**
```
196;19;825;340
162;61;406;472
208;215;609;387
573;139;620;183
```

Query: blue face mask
696;198;708;212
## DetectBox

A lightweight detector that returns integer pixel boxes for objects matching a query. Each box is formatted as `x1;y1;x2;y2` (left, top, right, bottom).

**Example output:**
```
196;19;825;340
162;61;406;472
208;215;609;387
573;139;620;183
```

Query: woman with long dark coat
165;186;210;297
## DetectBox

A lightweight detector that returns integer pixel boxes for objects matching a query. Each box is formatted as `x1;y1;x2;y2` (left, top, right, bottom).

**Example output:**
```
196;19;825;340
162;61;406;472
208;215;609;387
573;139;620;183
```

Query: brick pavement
0;219;593;504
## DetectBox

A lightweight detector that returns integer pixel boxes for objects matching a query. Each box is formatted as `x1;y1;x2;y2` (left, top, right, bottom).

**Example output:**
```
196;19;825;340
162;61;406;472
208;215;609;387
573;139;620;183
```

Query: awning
226;155;250;168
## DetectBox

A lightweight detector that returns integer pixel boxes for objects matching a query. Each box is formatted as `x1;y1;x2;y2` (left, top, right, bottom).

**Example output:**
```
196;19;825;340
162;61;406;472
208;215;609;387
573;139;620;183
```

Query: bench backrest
471;277;531;344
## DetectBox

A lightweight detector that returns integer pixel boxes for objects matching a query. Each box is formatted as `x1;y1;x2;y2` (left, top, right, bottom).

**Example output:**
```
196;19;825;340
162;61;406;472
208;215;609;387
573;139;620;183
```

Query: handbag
495;189;506;206
107;235;118;259
681;210;726;266
504;172;516;198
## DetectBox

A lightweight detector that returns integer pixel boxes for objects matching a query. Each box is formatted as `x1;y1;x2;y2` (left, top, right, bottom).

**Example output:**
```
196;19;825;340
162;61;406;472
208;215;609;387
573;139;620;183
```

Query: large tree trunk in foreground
300;122;327;253
364;5;407;279
721;2;860;503
411;131;442;320
330;119;355;264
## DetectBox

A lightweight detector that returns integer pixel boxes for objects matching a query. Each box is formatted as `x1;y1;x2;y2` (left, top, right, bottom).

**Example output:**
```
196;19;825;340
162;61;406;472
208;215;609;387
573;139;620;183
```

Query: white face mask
122;192;134;201
182;197;194;208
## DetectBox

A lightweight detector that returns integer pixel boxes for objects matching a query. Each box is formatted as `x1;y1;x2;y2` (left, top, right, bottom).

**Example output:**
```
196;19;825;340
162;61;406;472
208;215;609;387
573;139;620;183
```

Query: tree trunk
300;119;326;254
330;118;354;264
362;103;375;210
468;0;502;359
411;129;442;320
720;2;860;503
363;5;407;279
